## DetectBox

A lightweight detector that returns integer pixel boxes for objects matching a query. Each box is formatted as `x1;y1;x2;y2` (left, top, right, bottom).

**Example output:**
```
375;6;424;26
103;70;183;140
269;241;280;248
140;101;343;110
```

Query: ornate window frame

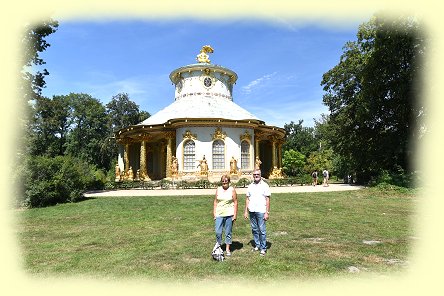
240;140;251;170
183;139;196;171
212;139;225;170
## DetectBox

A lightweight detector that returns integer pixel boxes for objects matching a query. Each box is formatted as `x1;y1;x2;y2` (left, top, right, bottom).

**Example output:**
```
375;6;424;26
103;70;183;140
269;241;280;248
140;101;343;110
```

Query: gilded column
124;144;130;173
255;138;260;159
139;134;150;181
165;131;175;177
271;139;277;167
118;137;132;180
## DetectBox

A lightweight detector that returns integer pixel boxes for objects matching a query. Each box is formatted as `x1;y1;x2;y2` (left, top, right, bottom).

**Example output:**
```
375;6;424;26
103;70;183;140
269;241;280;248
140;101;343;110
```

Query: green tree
21;19;59;102
282;149;305;177
321;13;425;184
14;19;59;206
282;120;318;157
304;148;333;175
23;155;104;208
66;93;111;169
28;95;71;157
104;93;150;170
106;93;150;131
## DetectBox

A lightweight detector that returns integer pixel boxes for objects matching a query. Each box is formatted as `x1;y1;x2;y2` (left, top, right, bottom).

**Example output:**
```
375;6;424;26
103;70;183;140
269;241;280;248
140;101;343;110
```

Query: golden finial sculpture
196;45;214;63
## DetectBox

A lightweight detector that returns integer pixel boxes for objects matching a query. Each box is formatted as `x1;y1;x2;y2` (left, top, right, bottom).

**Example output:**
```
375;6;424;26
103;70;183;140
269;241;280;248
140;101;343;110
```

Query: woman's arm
232;188;238;221
213;188;218;219
244;194;249;219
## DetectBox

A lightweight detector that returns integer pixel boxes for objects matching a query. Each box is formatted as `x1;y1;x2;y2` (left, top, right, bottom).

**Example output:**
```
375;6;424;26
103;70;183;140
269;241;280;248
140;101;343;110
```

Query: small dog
211;242;224;262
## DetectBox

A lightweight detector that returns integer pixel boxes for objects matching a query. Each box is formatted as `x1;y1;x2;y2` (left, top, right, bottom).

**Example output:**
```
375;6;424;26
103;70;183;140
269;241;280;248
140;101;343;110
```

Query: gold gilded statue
115;163;121;182
196;45;214;63
269;166;283;179
254;156;262;170
171;156;179;177
230;156;238;175
127;166;134;181
197;155;209;176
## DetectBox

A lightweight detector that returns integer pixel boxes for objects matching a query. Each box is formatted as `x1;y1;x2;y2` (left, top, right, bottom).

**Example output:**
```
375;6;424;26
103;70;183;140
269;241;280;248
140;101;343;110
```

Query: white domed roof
138;95;259;126
138;46;261;126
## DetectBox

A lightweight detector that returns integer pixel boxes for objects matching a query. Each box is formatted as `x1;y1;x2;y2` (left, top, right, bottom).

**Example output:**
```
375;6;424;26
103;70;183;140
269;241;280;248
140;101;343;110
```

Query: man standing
322;169;329;187
312;170;318;186
244;169;270;256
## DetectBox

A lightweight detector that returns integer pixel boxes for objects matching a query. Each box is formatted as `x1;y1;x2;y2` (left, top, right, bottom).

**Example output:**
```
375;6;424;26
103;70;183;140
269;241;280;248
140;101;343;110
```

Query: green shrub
159;179;172;189
212;180;222;188
24;155;105;208
177;180;191;189
369;167;419;188
235;178;250;188
141;180;158;189
195;179;211;188
293;174;312;185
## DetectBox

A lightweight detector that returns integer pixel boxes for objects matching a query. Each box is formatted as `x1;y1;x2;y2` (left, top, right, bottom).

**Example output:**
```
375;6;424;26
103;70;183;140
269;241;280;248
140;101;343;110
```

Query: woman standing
213;174;238;256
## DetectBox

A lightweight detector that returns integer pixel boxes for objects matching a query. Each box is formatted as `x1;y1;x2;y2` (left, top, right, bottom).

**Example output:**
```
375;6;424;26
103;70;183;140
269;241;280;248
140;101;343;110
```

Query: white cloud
241;72;277;94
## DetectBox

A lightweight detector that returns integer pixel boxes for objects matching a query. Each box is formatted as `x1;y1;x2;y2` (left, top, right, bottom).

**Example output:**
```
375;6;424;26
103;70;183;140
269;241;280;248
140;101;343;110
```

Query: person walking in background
312;170;318;186
213;174;238;256
244;169;270;256
323;169;329;187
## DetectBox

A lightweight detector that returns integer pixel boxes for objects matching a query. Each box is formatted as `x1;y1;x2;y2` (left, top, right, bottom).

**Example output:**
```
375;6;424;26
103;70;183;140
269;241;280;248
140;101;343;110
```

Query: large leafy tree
28;95;71;157
321;13;425;183
282;120;318;157
21;19;59;102
18;19;59;157
66;93;111;169
106;93;150;132
104;93;150;168
15;19;59;205
282;149;305;177
304;148;334;175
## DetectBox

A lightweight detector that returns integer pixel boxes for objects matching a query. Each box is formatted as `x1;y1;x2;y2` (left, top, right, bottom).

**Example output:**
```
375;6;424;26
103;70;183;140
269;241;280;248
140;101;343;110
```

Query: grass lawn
15;187;418;282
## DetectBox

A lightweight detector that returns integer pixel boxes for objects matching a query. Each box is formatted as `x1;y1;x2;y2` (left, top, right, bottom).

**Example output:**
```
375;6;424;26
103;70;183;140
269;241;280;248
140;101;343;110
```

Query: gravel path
84;183;364;197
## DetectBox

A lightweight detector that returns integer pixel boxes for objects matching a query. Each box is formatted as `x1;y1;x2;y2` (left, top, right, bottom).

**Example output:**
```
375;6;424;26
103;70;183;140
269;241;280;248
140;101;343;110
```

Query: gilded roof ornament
240;130;252;142
211;127;227;140
196;45;214;64
183;130;197;140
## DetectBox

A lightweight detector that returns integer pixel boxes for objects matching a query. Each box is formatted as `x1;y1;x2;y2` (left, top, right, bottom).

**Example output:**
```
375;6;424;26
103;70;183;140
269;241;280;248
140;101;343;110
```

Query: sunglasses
253;174;260;176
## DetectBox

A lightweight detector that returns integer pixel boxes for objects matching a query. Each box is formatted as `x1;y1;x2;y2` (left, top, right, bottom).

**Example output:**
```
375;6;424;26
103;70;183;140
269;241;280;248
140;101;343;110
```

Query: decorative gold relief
240;130;251;142
138;133;151;141
254;131;267;141
164;131;176;139
172;72;182;84
196;45;214;63
199;68;216;89
211;127;226;140
229;75;236;84
269;166;284;179
268;135;280;143
116;137;134;145
183;130;197;140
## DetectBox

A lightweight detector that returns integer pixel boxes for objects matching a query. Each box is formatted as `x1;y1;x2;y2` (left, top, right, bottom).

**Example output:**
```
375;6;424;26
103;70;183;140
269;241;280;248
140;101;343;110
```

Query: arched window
241;140;250;169
183;140;195;170
212;140;225;170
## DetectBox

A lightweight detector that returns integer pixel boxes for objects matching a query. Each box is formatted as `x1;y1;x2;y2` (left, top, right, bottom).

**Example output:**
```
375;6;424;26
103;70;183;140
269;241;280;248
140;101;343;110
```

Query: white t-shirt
246;180;271;213
215;186;235;217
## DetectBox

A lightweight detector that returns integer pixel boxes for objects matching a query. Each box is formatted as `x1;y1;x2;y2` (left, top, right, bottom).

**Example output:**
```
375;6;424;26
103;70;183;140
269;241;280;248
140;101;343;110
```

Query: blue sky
41;19;366;127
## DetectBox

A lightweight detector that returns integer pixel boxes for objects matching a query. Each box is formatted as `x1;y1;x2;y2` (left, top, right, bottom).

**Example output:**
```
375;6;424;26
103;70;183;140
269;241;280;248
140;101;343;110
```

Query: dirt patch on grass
363;254;385;263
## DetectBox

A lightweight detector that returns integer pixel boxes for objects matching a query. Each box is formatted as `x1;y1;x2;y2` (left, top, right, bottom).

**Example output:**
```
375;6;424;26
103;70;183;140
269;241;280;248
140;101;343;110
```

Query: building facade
115;46;285;182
